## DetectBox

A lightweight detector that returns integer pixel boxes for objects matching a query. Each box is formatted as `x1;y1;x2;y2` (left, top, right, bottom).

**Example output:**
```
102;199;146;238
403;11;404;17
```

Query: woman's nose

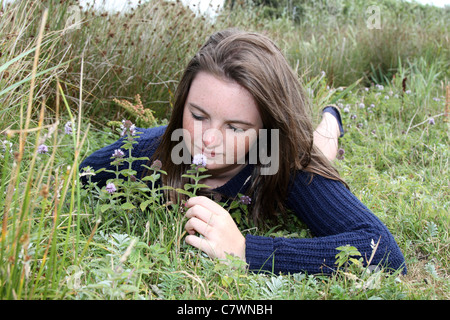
202;128;222;148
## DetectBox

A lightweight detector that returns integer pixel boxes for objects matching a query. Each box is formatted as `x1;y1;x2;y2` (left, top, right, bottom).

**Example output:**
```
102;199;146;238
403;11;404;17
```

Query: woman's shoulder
133;124;167;152
287;169;351;202
80;125;166;168
135;125;167;141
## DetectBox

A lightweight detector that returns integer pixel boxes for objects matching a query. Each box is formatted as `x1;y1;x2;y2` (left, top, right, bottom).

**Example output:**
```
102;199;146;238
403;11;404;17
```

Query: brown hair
152;28;346;224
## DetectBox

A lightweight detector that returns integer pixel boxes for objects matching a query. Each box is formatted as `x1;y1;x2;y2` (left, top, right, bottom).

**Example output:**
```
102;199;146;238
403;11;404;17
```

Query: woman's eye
191;113;205;121
228;125;244;133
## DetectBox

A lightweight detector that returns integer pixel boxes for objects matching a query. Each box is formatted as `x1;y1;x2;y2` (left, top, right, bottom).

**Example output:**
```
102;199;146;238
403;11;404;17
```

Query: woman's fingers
186;196;228;216
184;216;211;237
185;234;216;258
183;195;246;260
185;203;214;225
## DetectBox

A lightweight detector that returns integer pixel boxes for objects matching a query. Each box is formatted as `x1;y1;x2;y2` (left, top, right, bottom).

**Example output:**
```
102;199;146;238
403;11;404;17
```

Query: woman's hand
184;196;246;261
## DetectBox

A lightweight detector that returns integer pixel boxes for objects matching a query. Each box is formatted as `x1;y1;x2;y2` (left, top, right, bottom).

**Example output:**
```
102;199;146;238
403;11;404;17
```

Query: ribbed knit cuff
245;234;275;273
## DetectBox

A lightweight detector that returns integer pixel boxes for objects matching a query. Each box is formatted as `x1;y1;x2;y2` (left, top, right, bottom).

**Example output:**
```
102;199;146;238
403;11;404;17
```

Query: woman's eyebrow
188;102;254;126
188;103;209;115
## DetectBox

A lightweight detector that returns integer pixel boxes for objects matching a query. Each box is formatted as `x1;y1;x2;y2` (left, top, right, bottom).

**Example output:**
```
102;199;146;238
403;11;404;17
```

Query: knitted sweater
79;125;406;275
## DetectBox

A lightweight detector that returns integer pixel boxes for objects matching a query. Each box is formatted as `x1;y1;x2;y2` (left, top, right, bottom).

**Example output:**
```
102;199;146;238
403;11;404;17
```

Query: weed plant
0;0;448;300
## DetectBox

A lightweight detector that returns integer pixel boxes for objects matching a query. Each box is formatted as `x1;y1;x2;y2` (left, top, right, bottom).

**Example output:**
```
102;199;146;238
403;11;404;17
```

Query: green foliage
0;0;449;301
335;245;363;270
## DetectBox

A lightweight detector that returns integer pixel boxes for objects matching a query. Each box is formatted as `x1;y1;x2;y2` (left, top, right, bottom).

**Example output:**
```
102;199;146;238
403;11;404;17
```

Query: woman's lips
193;145;222;158
203;150;218;158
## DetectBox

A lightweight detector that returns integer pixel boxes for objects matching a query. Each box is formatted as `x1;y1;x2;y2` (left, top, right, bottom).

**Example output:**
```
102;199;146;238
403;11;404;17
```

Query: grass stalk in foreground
0;8;91;299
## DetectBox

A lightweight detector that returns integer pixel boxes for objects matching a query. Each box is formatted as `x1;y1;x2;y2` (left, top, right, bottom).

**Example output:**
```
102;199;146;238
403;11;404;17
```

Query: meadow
0;0;448;300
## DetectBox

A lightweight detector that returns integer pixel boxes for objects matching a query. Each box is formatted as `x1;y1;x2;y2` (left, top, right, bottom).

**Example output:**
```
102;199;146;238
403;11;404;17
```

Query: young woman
80;29;406;275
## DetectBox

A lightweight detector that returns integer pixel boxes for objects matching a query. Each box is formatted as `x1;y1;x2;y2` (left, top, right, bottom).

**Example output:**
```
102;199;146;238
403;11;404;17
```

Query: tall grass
0;0;448;300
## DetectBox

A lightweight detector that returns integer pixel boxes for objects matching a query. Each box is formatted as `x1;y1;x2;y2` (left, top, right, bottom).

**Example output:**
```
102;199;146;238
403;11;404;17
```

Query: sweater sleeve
245;171;406;275
79;126;166;188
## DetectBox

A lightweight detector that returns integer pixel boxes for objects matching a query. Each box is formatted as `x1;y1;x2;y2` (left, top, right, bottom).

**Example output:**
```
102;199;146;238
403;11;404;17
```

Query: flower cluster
111;148;125;166
120;119;136;137
38;144;48;154
1;140;13;157
106;182;116;194
192;154;207;167
337;148;345;160
151;159;162;170
64;121;73;135
240;195;252;205
112;149;125;158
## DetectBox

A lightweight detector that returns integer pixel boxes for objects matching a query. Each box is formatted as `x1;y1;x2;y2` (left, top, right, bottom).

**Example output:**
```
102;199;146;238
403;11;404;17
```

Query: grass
0;0;449;300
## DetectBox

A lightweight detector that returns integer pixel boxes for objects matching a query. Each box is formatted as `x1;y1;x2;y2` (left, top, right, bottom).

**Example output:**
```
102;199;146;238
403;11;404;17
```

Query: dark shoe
322;105;344;138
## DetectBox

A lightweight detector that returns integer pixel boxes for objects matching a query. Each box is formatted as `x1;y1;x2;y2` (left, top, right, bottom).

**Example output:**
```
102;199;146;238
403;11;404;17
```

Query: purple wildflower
112;149;125;158
64;121;73;135
240;195;252;205
106;182;116;194
120;119;136;137
337;148;345;160
37;144;48;154
1;140;12;153
428;118;435;125
151;159;162;170
192;154;207;167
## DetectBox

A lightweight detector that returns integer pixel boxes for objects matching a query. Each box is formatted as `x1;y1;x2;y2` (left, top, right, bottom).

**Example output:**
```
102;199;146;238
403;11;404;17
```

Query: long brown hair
152;28;346;224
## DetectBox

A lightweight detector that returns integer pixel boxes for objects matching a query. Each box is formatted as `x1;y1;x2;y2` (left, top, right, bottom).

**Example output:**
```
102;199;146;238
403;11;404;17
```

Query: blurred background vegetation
1;0;448;124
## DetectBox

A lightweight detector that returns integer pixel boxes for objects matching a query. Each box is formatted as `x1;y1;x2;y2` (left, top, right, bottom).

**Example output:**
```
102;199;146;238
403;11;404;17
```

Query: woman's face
182;71;264;173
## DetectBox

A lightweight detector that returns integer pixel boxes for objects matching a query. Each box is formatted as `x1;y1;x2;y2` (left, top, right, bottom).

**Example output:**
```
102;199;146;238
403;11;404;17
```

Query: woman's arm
79;126;165;187
245;171;407;275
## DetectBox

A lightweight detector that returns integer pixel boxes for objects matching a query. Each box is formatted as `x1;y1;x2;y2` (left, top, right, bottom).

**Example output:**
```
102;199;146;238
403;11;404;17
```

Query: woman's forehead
186;72;263;127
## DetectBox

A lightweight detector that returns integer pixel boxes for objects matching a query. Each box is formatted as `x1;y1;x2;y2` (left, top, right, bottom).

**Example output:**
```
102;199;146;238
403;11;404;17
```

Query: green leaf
192;183;212;190
100;204;112;213
221;275;233;288
175;188;194;197
121;202;136;210
140;200;153;212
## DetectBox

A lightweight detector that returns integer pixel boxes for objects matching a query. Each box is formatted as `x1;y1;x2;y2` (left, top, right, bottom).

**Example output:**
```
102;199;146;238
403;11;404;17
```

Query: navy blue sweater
80;125;406;275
